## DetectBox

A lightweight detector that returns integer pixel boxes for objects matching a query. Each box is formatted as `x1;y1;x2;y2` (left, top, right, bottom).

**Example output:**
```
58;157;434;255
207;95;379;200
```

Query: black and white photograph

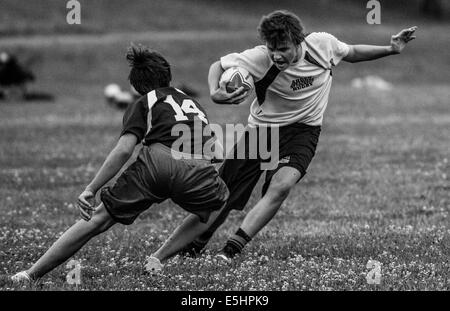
0;0;448;298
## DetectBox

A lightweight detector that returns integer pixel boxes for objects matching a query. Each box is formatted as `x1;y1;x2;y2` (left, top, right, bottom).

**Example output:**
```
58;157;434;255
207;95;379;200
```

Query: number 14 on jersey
165;95;208;124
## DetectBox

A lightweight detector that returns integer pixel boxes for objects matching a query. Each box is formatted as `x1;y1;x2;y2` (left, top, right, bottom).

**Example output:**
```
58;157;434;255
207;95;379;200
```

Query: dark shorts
219;123;321;211
100;143;229;225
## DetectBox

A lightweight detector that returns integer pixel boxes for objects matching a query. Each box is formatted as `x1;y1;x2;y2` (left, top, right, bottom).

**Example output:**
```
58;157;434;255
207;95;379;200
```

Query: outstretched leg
25;203;116;281
220;166;300;259
152;204;229;262
179;158;263;256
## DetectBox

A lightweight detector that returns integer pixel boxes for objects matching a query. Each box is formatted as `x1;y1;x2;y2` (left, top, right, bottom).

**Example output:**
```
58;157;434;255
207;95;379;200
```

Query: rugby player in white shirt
180;10;417;261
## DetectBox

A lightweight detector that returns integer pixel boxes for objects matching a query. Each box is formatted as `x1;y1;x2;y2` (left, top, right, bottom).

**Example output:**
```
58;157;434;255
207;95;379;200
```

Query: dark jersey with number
120;87;214;156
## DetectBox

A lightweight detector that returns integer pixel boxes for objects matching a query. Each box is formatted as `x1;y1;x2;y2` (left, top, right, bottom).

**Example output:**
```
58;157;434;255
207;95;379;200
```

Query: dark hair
257;10;305;47
126;44;171;95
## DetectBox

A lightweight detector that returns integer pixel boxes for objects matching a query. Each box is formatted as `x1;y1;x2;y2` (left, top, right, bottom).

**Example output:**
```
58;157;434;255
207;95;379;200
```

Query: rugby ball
220;67;254;93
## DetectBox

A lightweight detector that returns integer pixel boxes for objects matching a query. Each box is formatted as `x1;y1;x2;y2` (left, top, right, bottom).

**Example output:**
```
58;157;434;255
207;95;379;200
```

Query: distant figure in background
104;83;199;110
0;51;54;102
0;51;34;100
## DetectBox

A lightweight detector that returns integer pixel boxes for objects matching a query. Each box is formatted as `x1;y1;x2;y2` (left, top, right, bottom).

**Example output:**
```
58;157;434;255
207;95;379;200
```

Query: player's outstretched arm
77;133;137;220
208;60;248;105
343;26;417;63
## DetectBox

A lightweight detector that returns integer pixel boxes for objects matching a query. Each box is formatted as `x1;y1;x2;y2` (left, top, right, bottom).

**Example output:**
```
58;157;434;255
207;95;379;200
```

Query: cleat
215;244;239;263
11;271;32;284
215;252;232;263
144;256;163;274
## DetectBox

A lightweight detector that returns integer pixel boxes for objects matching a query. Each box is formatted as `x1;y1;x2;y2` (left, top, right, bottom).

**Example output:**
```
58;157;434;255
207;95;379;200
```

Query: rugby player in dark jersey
11;44;230;283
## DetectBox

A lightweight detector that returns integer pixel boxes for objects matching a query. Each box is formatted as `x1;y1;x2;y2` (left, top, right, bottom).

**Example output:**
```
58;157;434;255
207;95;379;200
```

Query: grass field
0;1;449;290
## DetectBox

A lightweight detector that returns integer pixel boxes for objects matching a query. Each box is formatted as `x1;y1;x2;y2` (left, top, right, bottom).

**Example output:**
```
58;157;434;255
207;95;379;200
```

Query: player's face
266;40;300;71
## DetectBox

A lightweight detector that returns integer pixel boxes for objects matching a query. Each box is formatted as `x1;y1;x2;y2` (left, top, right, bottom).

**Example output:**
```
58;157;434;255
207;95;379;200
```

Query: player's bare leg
151;203;228;262
241;167;300;236
20;203;116;282
218;167;300;260
185;207;232;253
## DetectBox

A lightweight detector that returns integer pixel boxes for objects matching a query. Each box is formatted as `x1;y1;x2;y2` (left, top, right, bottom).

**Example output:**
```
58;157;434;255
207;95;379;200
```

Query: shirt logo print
279;156;291;164
290;76;314;91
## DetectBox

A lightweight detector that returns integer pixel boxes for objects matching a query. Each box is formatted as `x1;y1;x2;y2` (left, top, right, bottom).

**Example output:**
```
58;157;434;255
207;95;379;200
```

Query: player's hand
77;189;95;221
211;80;248;105
390;26;417;54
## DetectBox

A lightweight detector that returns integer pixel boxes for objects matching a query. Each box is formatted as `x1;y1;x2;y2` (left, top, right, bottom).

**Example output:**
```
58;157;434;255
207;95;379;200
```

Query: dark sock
224;228;252;257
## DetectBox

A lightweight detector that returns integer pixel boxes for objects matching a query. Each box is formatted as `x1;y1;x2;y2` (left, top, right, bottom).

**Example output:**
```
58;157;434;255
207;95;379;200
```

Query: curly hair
126;44;171;95
257;10;306;47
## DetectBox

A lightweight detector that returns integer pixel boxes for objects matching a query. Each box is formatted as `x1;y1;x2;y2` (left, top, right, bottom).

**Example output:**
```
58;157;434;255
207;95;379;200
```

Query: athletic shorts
219;123;321;211
100;143;229;225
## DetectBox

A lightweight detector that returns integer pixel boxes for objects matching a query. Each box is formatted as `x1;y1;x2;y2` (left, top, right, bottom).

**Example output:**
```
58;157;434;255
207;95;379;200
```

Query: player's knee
90;204;115;233
266;180;292;203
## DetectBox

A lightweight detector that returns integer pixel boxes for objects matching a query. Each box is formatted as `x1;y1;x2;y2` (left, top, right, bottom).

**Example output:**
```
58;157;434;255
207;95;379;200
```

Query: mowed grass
0;3;449;291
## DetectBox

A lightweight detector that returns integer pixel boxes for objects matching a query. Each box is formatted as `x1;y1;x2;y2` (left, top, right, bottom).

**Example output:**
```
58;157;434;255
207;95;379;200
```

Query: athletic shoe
215;251;232;263
215;244;238;263
11;271;32;284
144;256;163;274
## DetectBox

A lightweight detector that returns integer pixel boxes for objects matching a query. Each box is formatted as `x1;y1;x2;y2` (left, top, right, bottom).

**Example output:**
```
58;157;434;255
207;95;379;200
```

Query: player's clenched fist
211;82;248;105
77;189;95;221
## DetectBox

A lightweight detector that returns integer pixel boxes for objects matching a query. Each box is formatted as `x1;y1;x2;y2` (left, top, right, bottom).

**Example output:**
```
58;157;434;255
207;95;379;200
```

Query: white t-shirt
220;32;350;126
